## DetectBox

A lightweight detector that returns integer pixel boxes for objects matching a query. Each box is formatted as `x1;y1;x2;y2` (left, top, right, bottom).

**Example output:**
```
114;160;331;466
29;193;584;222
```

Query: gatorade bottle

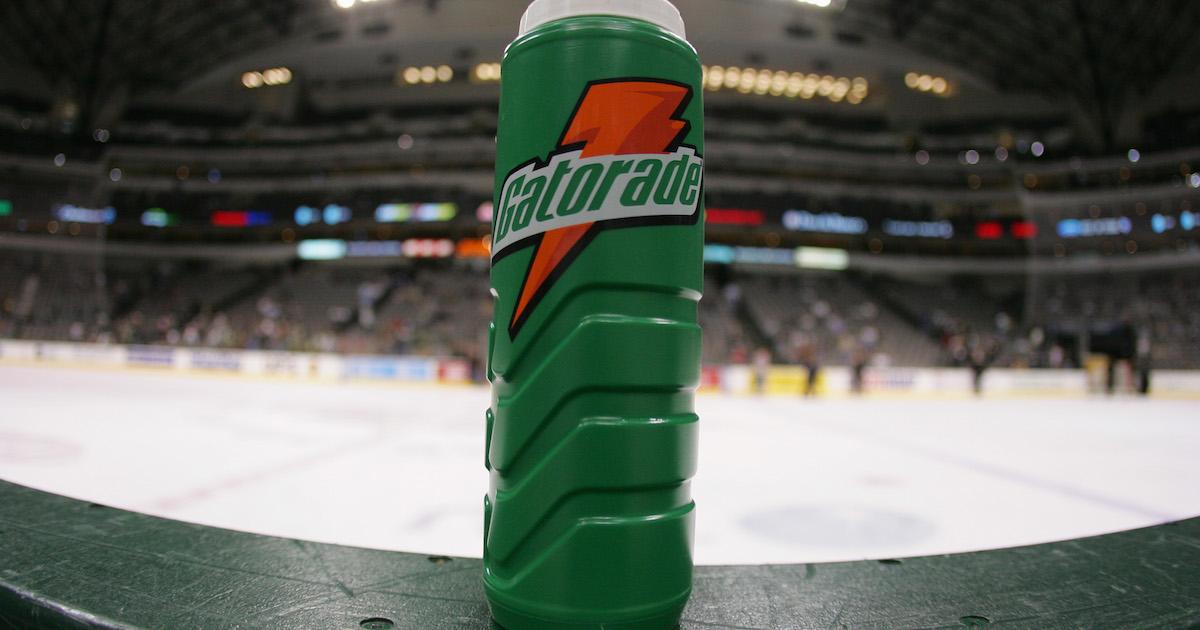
484;0;703;628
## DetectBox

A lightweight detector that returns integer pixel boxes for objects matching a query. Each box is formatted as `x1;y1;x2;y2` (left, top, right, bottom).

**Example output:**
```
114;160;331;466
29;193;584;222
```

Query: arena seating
1026;271;1200;369
738;271;942;367
699;274;752;365
3;249;1198;370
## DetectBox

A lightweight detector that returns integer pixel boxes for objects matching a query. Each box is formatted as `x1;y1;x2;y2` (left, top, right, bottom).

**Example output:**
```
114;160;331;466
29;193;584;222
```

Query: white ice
1;363;1198;565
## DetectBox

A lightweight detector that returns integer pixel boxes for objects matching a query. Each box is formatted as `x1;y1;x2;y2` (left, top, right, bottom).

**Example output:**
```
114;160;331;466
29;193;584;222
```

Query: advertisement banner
3;340;1191;398
187;349;243;372
863;368;920;393
342;356;437;381
720;365;754;395
260;352;319;378
765;366;813;395
0;340;38;360
437;359;472;384
1133;370;1200;395
65;343;126;366
699;366;722;392
983;369;1088;396
124;345;176;368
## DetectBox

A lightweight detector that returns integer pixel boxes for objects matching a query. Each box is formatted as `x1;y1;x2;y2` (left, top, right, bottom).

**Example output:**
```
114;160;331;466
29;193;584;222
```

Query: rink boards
2;339;1199;398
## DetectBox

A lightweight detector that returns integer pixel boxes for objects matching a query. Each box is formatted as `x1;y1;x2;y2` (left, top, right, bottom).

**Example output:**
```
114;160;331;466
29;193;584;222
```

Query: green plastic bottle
484;1;703;628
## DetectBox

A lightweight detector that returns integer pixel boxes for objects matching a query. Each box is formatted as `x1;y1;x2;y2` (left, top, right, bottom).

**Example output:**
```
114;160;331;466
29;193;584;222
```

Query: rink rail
0;339;474;385
3;339;1199;398
0;480;1198;628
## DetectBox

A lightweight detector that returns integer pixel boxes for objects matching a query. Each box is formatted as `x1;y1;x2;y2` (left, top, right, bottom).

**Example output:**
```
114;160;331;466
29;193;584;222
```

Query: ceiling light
905;71;952;97
700;65;866;104
243;67;291;88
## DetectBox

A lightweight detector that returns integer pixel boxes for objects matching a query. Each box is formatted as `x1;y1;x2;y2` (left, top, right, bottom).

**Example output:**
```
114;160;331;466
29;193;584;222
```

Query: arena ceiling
0;0;303;88
0;0;309;130
0;0;1197;147
836;0;1200;146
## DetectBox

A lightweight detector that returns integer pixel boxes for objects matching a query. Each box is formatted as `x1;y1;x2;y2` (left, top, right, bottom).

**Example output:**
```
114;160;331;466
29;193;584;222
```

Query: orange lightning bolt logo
493;79;702;339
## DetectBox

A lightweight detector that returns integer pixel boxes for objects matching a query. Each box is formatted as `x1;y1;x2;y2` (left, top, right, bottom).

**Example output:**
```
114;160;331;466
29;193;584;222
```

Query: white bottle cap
519;0;686;39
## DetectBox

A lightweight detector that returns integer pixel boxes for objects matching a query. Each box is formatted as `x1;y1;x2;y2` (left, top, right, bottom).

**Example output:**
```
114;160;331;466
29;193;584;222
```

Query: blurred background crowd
0;0;1198;385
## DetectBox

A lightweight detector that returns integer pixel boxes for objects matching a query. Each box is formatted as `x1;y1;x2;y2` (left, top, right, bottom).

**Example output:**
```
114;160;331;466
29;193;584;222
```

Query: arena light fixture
701;65;867;104
905;71;951;97
974;221;1004;240
1056;217;1132;238
734;246;795;266
140;208;179;228
323;204;353;225
795;247;849;270
298;240;349;261
54;204;116;225
883;219;954;239
472;63;502;83
263;67;292;85
398;65;455;86
402;238;455;258
242;67;292;89
295;205;319;227
702;244;735;264
456;237;492;259
414;203;457;221
375;203;458;223
347;241;404;257
376;203;413;222
332;0;383;9
706;208;765;226
1151;214;1176;234
211;210;271;227
782;209;868;234
1010;221;1038;239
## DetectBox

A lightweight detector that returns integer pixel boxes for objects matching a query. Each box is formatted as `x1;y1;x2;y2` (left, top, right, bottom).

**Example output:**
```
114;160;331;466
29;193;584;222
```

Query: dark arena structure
1;0;1199;627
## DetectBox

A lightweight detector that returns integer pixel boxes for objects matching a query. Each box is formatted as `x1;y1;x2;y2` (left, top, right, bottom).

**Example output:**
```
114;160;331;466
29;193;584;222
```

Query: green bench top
2;480;1198;629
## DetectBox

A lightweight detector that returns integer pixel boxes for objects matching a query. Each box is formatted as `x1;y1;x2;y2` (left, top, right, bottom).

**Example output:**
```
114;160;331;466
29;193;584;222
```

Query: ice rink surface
1;363;1198;565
